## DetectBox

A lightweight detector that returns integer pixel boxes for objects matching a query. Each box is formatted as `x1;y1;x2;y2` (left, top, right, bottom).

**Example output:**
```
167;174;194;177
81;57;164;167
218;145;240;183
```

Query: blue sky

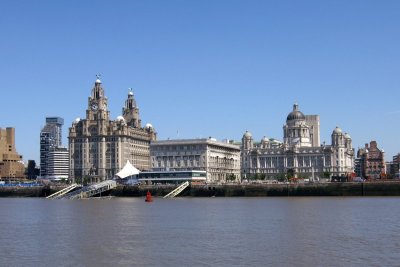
1;0;399;163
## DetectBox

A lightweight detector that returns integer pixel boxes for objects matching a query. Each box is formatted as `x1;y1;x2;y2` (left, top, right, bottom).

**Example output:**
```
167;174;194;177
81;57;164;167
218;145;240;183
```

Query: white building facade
241;104;354;180
150;138;241;183
46;147;69;180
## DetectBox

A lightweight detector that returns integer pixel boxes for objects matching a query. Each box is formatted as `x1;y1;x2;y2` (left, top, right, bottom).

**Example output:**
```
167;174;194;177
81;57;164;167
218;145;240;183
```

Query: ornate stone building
68;77;156;183
150;138;241;183
241;104;354;180
356;141;385;179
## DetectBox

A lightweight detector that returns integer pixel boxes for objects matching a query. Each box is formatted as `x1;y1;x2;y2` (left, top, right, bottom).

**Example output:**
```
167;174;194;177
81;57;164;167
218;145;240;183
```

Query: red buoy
145;190;153;202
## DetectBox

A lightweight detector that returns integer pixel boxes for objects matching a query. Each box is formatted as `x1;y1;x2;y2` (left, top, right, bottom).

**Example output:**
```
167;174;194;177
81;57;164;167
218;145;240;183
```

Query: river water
0;197;399;267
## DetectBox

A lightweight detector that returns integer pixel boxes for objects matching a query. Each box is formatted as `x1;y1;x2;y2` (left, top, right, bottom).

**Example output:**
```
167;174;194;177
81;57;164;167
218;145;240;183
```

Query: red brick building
357;141;385;180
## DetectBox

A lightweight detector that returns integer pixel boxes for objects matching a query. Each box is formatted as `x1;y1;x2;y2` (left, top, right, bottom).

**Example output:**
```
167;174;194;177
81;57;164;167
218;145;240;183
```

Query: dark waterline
0;197;399;267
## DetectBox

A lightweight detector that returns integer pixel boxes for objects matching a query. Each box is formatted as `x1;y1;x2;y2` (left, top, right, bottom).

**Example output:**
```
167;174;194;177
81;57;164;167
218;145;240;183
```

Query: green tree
287;169;295;179
276;173;287;182
297;173;307;180
75;177;82;184
83;176;90;186
323;171;331;178
226;174;236;182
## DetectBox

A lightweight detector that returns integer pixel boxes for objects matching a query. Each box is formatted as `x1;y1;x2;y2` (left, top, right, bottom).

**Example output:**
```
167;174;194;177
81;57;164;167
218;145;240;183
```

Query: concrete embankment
0;185;66;197
112;182;400;197
2;182;400;197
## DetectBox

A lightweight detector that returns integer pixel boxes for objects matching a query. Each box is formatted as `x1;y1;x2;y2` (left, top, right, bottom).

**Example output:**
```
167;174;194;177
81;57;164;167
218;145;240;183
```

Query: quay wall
2;182;400;197
0;185;66;197
111;182;400;197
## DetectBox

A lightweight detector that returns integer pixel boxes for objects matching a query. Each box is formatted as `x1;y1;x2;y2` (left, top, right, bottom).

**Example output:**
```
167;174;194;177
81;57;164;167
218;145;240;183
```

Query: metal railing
66;180;117;199
163;181;189;198
46;184;82;199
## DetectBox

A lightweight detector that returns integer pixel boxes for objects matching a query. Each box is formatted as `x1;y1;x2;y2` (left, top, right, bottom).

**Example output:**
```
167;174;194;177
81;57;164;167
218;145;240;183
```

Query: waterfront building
40;117;64;177
392;153;400;178
241;104;354;181
135;170;207;184
46;147;69;180
26;160;40;180
384;153;400;179
69;77;157;183
150;138;241;183
0;127;25;180
354;157;363;178
356;141;385;180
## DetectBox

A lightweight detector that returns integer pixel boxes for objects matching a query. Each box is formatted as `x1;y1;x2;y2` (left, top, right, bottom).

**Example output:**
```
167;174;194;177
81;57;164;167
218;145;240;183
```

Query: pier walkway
48;180;117;200
65;180;117;199
164;181;189;198
46;183;82;199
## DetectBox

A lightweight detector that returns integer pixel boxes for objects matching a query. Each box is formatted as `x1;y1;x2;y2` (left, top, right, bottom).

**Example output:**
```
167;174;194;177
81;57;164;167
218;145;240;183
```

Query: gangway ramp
163;181;189;198
46;183;81;199
65;180;117;200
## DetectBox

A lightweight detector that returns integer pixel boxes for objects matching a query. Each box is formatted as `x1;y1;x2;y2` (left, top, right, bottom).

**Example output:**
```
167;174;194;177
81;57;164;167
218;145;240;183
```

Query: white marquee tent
115;160;140;179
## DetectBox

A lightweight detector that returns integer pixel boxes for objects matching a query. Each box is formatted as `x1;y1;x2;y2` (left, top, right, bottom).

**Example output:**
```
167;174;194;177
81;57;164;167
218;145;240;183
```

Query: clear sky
1;0;399;164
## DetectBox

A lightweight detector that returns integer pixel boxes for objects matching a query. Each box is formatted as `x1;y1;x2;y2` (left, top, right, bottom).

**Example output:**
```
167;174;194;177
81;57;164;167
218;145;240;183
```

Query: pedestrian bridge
46;183;82;199
49;180;117;200
164;181;190;198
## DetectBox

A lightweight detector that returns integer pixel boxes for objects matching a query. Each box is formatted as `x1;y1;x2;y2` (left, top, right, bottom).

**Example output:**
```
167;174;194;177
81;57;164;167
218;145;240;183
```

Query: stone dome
95;79;102;84
243;131;252;138
333;126;342;134
145;123;153;129
261;136;269;142
117;116;125;122
344;133;351;139
287;103;305;121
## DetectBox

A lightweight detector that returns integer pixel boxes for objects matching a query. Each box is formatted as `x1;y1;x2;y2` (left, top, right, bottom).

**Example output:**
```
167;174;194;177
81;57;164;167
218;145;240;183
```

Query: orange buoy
145;190;153;202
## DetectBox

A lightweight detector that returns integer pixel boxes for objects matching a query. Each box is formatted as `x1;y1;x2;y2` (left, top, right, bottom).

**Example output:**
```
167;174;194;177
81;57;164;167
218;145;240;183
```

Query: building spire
95;74;102;84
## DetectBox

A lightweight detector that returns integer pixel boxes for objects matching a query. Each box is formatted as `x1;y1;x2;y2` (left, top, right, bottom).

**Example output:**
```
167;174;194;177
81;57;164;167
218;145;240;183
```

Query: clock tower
86;77;110;122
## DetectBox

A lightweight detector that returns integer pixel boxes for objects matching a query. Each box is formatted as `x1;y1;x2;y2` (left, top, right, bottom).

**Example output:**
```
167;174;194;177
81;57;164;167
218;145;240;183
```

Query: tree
83;176;90;186
287;169;295;179
323;171;331;178
226;174;236;182
276;173;287;182
26;160;39;180
297;173;307;180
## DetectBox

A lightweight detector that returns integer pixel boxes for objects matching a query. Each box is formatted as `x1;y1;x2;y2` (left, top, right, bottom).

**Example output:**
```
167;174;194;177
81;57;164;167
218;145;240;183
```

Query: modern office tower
357;141;385;179
241;104;354;181
0;127;25;180
46;147;69;180
354;158;363;178
393;154;400;178
69;77;157;183
150;138;241;183
40;117;64;176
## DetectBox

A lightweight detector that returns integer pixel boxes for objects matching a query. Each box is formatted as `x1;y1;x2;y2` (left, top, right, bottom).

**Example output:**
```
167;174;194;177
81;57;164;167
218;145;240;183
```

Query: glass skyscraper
40;117;64;177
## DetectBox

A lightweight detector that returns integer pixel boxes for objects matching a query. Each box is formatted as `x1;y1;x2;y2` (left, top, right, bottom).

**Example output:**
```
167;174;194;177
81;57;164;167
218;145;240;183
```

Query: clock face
91;103;98;111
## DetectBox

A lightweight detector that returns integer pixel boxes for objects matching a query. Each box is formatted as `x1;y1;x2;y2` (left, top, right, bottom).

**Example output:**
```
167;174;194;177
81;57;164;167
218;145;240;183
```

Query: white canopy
115;160;140;179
